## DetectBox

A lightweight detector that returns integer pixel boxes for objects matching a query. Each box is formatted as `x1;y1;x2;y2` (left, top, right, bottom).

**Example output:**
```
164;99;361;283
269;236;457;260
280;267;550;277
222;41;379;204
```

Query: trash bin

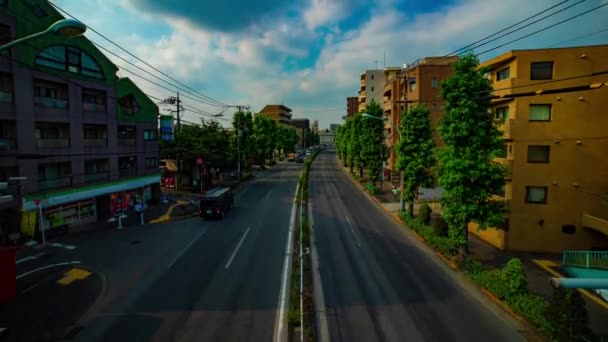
0;246;19;304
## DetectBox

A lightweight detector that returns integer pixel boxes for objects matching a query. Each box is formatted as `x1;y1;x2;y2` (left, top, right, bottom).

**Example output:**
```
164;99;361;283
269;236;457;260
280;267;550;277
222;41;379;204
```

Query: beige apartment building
471;45;608;253
358;70;385;112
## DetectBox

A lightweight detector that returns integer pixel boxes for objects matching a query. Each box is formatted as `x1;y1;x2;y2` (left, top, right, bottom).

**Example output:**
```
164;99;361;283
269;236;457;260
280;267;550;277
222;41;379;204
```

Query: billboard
159;115;174;141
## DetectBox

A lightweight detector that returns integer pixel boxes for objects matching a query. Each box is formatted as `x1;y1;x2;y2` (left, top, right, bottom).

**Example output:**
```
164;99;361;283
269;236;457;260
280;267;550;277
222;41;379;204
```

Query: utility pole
159;93;185;190
395;65;409;213
231;105;250;182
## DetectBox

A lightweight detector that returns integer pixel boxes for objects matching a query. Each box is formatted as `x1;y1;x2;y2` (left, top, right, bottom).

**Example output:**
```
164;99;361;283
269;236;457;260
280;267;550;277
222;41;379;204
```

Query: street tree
277;125;297;154
348;114;364;177
338;120;352;167
436;53;507;253
360;100;387;182
231;110;254;172
397;104;436;216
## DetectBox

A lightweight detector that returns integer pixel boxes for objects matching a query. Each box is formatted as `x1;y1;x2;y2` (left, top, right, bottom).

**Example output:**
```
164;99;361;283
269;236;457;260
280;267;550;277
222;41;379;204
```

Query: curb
480;288;525;322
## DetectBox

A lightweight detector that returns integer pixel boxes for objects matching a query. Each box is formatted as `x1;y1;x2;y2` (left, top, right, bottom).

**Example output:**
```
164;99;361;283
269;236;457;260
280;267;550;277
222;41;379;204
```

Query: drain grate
63;325;84;340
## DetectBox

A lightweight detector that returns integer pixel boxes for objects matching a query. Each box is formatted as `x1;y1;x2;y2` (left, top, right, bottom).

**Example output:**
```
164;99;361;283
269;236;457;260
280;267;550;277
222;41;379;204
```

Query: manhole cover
130;240;141;245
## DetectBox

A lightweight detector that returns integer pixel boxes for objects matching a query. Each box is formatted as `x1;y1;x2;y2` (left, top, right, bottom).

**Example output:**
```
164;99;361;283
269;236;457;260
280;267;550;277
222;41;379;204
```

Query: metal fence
563;250;608;269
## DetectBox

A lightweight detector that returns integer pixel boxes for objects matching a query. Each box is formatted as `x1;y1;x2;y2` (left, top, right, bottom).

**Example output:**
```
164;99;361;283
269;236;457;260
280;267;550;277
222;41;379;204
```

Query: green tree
253;114;278;166
277;125;297;154
338;120;352;167
546;288;592;341
313;132;320;145
397;104;436;216
360;100;387;182
231;111;254;172
436;53;507;252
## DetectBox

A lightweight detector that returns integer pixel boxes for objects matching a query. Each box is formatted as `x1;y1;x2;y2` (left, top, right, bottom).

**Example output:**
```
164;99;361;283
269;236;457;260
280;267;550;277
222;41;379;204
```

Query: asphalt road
62;162;302;342
310;151;529;342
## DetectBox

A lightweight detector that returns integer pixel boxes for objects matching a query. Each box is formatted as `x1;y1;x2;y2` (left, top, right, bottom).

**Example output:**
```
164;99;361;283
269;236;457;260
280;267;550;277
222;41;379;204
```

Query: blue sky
54;0;608;128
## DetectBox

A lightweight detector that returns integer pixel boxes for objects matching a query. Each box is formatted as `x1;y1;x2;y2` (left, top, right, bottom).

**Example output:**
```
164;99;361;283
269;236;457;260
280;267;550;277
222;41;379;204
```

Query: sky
53;0;608;129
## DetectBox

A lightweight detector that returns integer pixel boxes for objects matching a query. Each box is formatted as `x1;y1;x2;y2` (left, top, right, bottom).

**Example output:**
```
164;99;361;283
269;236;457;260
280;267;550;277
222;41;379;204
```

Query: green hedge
401;211;460;257
366;183;380;195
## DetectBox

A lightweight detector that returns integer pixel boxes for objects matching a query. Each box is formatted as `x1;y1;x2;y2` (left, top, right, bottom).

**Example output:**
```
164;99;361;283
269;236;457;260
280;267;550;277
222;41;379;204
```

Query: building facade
383;67;405;176
319;129;335;147
346;97;358;117
358;70;385;112
471;45;608;253
257;104;292;125
401;57;458;147
329;123;340;132
291;118;310;149
0;1;160;238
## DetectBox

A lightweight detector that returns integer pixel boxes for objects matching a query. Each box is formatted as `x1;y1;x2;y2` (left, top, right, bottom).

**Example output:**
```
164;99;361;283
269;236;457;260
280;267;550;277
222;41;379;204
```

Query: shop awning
162;160;178;172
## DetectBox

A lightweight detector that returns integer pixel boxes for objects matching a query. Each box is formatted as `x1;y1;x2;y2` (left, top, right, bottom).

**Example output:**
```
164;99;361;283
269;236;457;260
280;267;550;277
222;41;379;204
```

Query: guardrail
563;250;608;270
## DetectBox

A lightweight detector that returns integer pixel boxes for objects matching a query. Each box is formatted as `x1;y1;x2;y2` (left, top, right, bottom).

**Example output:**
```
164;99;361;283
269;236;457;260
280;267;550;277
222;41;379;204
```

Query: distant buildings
319;129;336;147
330;124;340;132
358;70;385;112
291;118;310;148
312;120;319;133
346;97;358;117
257;104;293;125
471;45;608;253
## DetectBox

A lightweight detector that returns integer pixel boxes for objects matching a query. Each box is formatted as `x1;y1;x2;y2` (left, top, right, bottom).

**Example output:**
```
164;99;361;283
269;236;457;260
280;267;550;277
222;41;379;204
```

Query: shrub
430;213;449;237
418;204;432;225
507;293;552;335
500;258;528;299
366;183;380;195
545;288;592;340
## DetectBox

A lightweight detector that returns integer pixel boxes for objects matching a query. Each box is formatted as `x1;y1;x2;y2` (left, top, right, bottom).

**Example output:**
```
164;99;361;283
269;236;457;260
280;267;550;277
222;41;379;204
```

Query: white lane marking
21;283;40;294
225;226;252;269
274;181;299;342
167;228;208;269
49;242;77;250
265;190;272;200
16;261;81;280
345;216;361;248
16;256;37;265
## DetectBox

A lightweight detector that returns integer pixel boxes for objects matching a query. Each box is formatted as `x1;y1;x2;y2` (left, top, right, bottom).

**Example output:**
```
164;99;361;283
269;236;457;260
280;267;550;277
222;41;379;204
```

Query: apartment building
0;1;160;237
257;104;292;125
346;97;358;117
358;70;385;112
383;67;405;176
402;57;458;147
471;45;608;253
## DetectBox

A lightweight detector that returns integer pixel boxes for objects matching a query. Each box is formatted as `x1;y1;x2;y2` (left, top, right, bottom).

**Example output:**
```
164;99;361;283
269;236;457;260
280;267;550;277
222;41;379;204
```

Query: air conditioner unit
402;63;408;69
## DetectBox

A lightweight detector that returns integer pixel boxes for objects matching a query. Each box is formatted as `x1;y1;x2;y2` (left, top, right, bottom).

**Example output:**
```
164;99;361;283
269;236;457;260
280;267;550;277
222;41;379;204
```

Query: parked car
287;152;296;162
296;156;305;163
200;187;234;219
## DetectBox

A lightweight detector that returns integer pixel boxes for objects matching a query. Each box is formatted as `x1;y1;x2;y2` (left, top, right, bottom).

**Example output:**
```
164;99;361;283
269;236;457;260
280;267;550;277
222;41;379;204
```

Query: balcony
36;138;70;149
360;83;366;91
500;119;514;140
384;83;392;96
84;138;108;148
34;96;68;109
118;138;136;146
0;138;16;151
83;103;107;112
39;177;72;191
84;172;109;184
119;168;138;178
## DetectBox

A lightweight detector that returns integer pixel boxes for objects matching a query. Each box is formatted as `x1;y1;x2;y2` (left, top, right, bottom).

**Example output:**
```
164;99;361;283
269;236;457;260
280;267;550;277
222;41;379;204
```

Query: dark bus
200;187;234;219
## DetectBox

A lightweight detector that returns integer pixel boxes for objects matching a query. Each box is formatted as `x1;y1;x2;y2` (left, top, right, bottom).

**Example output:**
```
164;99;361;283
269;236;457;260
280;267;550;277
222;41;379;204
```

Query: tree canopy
359;100;387;182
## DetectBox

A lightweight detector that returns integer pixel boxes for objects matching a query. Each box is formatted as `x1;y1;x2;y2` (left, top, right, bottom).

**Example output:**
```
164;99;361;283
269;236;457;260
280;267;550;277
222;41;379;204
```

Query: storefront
21;174;161;236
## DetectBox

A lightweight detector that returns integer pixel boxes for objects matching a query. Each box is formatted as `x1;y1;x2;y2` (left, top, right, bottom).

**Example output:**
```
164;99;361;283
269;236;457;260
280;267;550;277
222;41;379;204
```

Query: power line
548;26;608;47
476;2;608;56
46;0;230;108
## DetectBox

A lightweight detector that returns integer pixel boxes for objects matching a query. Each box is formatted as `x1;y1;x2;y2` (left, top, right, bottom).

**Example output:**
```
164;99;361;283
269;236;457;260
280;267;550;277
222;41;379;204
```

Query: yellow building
470;45;608;253
257;104;292;125
383;67;405;178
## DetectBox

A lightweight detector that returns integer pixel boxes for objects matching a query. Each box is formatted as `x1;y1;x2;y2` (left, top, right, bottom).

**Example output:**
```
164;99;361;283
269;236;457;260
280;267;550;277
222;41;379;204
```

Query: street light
0;19;86;52
361;113;405;212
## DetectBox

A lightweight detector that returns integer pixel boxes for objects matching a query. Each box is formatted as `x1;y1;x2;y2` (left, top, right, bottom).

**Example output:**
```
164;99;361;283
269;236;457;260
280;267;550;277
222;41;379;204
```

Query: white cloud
303;0;349;30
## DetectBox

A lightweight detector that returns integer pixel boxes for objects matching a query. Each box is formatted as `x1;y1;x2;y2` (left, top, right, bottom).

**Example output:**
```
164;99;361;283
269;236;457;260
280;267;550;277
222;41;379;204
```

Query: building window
118;126;136;143
35;45;104;79
0;73;13;103
431;78;437;88
118;94;141;115
371;74;374;80
525;186;547;204
409;80;416;92
83;124;107;139
531;62;553;80
527;145;550;163
495;106;509;120
529;104;551;121
85;159;109;174
145;157;158;169
371;86;374;91
82;89;107;112
496;67;510;81
0;24;11;56
144;129;157;141
33;80;69;109
494;183;506;197
0;0;7;7
38;162;71;181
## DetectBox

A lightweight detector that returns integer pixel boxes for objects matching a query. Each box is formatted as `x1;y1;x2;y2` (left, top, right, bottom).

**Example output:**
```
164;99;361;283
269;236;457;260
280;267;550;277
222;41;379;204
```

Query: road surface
68;162;301;341
310;151;529;342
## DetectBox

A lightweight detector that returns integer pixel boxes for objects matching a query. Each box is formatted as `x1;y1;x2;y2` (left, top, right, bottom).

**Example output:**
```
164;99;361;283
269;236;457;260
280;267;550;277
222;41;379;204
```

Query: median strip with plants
288;150;319;342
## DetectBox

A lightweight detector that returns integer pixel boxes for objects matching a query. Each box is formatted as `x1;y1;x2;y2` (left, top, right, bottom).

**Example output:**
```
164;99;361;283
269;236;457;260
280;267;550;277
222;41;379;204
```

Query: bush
418;204;432;225
430;213;449;237
545;288;592;340
507;293;552;335
366;183;380;195
500;258;528;299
